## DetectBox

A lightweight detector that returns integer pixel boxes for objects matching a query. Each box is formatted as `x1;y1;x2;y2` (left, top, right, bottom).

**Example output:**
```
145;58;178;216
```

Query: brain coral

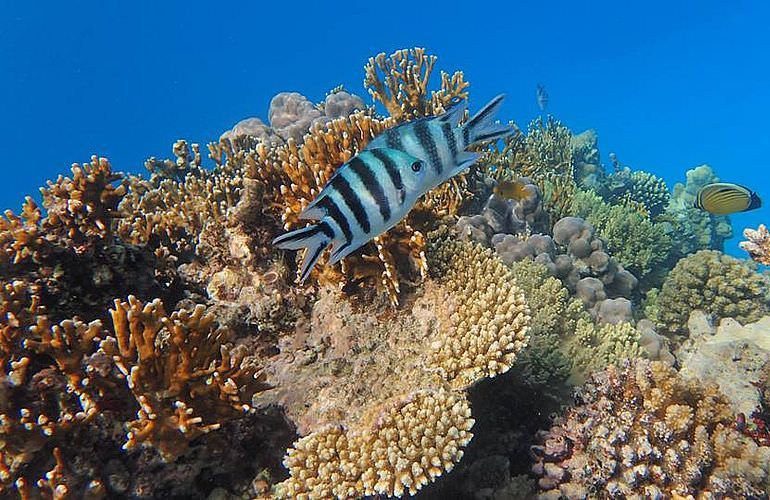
268;234;529;498
532;359;770;499
653;249;770;338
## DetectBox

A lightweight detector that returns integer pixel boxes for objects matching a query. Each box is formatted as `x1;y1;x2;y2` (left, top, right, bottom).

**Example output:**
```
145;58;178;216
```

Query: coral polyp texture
651;249;770;338
532;359;770;499
741;224;770;265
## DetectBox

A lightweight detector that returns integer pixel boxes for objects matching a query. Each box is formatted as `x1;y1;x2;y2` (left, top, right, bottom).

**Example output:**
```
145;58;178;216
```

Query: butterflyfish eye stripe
370;149;403;192
442;121;458;159
317;196;353;244
348;156;391;221
331;174;371;233
414;120;440;173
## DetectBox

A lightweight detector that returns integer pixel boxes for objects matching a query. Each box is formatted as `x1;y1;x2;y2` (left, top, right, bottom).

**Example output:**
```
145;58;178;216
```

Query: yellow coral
426;236;530;388
278;389;473;498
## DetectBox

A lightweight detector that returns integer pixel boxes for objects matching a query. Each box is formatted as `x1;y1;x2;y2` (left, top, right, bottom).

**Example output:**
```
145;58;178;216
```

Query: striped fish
272;148;427;282
695;182;762;215
365;94;513;193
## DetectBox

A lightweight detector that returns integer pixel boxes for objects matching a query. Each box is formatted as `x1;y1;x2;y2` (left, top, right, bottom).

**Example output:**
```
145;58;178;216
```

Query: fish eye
411;161;422;172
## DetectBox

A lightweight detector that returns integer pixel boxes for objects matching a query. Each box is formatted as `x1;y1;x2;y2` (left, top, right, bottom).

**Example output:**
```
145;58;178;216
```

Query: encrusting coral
532;359;770;499
651;249;770;338
268;233;530;498
741;224;770;265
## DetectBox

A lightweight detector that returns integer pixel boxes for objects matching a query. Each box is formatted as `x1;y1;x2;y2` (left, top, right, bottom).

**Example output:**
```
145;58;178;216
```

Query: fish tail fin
750;192;762;210
272;223;333;283
463;94;513;145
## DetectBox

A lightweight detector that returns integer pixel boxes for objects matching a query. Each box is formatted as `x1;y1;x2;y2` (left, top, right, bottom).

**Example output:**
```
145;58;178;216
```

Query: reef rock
678;311;770;416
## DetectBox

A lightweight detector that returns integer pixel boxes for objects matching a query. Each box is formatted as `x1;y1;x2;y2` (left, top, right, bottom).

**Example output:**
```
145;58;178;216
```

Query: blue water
2;0;769;256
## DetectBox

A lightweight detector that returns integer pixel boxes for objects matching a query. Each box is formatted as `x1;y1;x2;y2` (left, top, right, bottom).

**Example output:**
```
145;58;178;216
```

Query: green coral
564;319;645;383
653;250;770;337
506;258;581;389
665;164;733;255
570;189;672;279
606;168;670;218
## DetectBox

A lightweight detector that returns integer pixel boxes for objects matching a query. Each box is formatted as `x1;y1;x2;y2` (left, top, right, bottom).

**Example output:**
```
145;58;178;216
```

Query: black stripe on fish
331;174;371;234
474;130;507;143
317;221;335;239
301;244;326;282
317;196;353;244
442;122;458;159
349;156;391;221
462;126;470;145
415;120;440;174
371;148;404;192
386;128;403;149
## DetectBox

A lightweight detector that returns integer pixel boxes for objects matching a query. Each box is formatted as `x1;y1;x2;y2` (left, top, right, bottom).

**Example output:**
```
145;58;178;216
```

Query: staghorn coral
532;359;770;499
101;296;266;460
653;250;770;338
741;223;770;265
266;234;529;498
0;197;45;269
40;156;127;252
364;47;469;120
570;189;672;280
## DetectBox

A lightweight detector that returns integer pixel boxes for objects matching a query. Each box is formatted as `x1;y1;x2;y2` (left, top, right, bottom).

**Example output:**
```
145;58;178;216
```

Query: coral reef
263;235;529;497
666;164;733;255
570;189;672;279
651;250;770;338
741;223;770;265
605;167;670;218
247;47;475;305
532;360;770;498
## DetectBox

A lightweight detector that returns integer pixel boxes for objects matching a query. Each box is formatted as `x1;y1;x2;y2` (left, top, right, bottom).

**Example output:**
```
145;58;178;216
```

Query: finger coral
266;234;529;498
741;224;770;265
652;250;770;338
532;359;770;499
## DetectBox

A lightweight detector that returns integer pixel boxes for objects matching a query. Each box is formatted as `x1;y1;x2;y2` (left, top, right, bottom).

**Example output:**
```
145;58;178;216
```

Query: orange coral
101;296;266;460
40;156;127;252
740;224;770;265
0;198;44;267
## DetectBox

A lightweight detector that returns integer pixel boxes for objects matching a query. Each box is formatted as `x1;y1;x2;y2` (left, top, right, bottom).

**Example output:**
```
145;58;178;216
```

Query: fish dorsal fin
438;99;468;127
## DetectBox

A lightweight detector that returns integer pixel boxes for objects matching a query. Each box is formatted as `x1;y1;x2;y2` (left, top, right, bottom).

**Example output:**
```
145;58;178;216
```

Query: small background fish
536;83;548;111
695;182;761;215
493;179;531;201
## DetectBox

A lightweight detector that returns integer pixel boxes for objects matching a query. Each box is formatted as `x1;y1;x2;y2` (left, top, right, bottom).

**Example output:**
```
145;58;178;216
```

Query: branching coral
653;250;770;338
563;319;645;382
741;224;770;265
101;296;266;460
40;156;127;252
532;360;770;498
364;47;469;120
606;168;670;218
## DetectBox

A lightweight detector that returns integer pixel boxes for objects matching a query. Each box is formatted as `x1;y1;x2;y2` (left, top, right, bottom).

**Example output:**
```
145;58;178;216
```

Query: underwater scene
3;3;770;499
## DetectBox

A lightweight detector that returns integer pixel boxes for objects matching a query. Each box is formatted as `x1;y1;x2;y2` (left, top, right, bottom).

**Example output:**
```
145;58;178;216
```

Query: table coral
532;359;770;499
653;250;770;338
741;224;770;265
